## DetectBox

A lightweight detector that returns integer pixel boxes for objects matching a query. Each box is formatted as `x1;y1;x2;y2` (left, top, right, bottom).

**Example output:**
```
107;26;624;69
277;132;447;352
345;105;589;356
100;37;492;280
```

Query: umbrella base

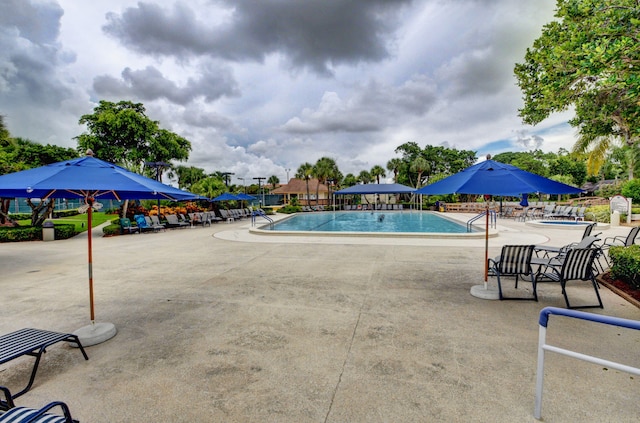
73;322;117;347
470;284;500;300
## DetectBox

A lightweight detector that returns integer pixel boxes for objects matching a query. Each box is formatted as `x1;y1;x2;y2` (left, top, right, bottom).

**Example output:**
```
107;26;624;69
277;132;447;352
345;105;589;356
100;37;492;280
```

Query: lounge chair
165;214;189;229
0;386;76;422
488;245;537;301
146;216;166;232
535;248;603;309
133;214;154;233
118;218;139;234
534;222;598;258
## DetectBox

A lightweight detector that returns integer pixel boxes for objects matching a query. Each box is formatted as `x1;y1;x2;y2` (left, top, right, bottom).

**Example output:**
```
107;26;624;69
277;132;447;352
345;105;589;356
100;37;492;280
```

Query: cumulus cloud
281;75;437;134
103;0;412;75
93;63;239;105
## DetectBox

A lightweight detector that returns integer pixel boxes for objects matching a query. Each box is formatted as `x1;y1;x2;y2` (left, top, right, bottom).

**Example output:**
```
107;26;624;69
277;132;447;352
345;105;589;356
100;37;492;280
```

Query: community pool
254;211;485;237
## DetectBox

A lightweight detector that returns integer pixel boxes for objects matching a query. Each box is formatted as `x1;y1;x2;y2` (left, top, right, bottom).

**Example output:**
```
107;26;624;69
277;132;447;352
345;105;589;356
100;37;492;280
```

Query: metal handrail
251;210;274;228
466;210;496;232
534;307;640;420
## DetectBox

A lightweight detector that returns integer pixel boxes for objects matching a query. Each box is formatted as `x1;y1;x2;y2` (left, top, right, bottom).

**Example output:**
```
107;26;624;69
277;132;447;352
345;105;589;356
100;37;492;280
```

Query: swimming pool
254;211;486;237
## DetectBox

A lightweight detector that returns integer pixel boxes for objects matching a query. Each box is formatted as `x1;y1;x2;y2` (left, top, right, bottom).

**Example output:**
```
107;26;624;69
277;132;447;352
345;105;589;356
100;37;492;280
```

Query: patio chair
146;216;166;232
0;386;76;423
487;245;537;301
600;226;640;266
165;214;189;229
133;214;154;233
118;218;139;234
534;223;598;258
535;248;603;309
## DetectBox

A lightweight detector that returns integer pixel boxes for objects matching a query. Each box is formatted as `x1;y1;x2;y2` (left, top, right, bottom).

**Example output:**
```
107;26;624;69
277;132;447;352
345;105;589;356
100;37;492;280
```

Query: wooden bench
0;329;88;409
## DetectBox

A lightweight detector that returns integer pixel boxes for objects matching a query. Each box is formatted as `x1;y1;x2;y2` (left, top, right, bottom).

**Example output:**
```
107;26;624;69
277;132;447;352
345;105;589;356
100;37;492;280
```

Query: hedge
609;245;640;289
0;224;76;242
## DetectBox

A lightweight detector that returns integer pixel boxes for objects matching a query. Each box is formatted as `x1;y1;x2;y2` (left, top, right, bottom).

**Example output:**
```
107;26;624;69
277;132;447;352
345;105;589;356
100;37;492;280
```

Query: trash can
42;221;55;241
611;210;620;227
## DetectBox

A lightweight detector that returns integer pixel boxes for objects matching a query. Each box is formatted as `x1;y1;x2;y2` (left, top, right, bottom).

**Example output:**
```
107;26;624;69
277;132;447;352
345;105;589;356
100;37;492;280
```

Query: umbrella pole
88;203;94;323
73;197;117;347
484;204;489;289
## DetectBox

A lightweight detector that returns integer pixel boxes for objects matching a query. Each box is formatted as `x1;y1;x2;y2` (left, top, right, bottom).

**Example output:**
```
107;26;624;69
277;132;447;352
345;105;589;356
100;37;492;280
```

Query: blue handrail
534;306;640;420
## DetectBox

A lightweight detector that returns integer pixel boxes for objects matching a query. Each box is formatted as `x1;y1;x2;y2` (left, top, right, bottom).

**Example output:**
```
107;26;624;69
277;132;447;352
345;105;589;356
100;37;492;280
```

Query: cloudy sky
1;0;572;183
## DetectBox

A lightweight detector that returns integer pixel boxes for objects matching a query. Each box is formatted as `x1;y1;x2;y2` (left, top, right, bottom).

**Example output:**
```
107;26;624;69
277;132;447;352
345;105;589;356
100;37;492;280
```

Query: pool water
266;211;476;234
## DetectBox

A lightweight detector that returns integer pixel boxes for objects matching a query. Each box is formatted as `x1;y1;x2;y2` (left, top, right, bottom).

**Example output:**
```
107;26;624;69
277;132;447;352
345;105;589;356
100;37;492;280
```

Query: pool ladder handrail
466;210;496;232
534;307;640;420
251;209;274;228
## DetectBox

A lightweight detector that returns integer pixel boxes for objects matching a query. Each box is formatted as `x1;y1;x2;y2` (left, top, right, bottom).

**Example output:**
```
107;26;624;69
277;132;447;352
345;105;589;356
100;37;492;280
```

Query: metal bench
0;329;88;409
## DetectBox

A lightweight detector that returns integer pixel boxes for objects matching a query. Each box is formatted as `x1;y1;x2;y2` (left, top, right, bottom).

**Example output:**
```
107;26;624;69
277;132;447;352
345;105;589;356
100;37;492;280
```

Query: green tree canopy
75;100;191;179
515;0;640;174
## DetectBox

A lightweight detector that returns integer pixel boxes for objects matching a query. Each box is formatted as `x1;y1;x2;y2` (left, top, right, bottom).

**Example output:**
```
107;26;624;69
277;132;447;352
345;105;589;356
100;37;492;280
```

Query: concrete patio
0;213;638;422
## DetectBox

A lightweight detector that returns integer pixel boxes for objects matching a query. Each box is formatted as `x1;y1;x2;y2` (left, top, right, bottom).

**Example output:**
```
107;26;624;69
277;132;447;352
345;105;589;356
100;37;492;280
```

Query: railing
251;209;274;228
534;307;640;420
466;210;496;232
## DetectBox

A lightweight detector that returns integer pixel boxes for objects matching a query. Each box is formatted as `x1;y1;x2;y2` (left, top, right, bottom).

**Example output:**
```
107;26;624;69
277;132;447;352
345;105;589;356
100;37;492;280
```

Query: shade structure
415;159;583;300
334;183;415;195
415;160;583;196
0;155;202;344
212;192;241;201
235;193;257;201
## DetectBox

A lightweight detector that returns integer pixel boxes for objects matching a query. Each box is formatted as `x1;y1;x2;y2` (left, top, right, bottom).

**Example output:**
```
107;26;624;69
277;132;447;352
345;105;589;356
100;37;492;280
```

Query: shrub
0;226;42;242
54;224;77;240
609;245;640;289
584;205;610;223
0;223;75;242
621;179;640;204
279;205;301;214
102;223;122;236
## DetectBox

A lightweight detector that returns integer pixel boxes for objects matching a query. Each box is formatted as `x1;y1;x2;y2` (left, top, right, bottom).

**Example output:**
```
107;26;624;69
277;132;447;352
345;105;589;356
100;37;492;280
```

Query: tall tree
386;158;403;183
313;157;338;205
268;175;280;190
370;165;386;184
75;100;191;179
514;0;640;175
296;162;314;206
173;165;207;190
357;170;372;184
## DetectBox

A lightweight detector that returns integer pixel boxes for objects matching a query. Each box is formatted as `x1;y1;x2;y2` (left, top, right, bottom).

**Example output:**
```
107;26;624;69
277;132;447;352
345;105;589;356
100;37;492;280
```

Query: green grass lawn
17;212;116;233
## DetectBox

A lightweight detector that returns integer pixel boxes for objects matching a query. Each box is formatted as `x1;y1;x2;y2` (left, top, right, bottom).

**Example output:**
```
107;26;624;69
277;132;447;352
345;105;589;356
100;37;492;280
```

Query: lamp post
253;177;266;207
221;172;235;187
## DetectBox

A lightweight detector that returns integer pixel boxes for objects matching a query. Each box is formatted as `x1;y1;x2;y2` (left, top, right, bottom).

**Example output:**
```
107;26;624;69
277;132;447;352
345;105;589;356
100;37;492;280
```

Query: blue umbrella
415;159;583;298
0;154;202;344
235;193;257;201
416;160;583;196
212;192;241;201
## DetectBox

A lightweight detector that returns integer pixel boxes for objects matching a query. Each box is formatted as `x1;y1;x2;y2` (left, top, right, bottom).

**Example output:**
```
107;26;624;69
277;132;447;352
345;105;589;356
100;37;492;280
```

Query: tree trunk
26;198;55;227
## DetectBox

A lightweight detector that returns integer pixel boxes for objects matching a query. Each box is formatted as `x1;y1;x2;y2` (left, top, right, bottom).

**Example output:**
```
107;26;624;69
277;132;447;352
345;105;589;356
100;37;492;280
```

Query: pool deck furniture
0;386;77;423
0;329;88;408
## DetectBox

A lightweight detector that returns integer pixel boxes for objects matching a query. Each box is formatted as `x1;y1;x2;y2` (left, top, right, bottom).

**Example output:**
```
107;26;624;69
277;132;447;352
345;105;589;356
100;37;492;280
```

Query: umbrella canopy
212;192;241;201
415;160;583;196
235;193;257;201
0;155;201;201
0;154;202;343
334;183;415;195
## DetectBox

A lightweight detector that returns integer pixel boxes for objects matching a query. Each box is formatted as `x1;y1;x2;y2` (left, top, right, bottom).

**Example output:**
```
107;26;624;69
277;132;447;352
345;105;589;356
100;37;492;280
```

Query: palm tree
387;158;402;183
357;170;372;184
268;175;280;190
410;157;430;188
296;162;314;206
314;157;338;206
370;165;386;184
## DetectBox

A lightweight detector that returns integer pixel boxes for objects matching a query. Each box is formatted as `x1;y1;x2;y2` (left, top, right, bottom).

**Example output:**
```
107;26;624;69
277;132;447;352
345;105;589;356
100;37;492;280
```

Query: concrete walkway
0;213;638;422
